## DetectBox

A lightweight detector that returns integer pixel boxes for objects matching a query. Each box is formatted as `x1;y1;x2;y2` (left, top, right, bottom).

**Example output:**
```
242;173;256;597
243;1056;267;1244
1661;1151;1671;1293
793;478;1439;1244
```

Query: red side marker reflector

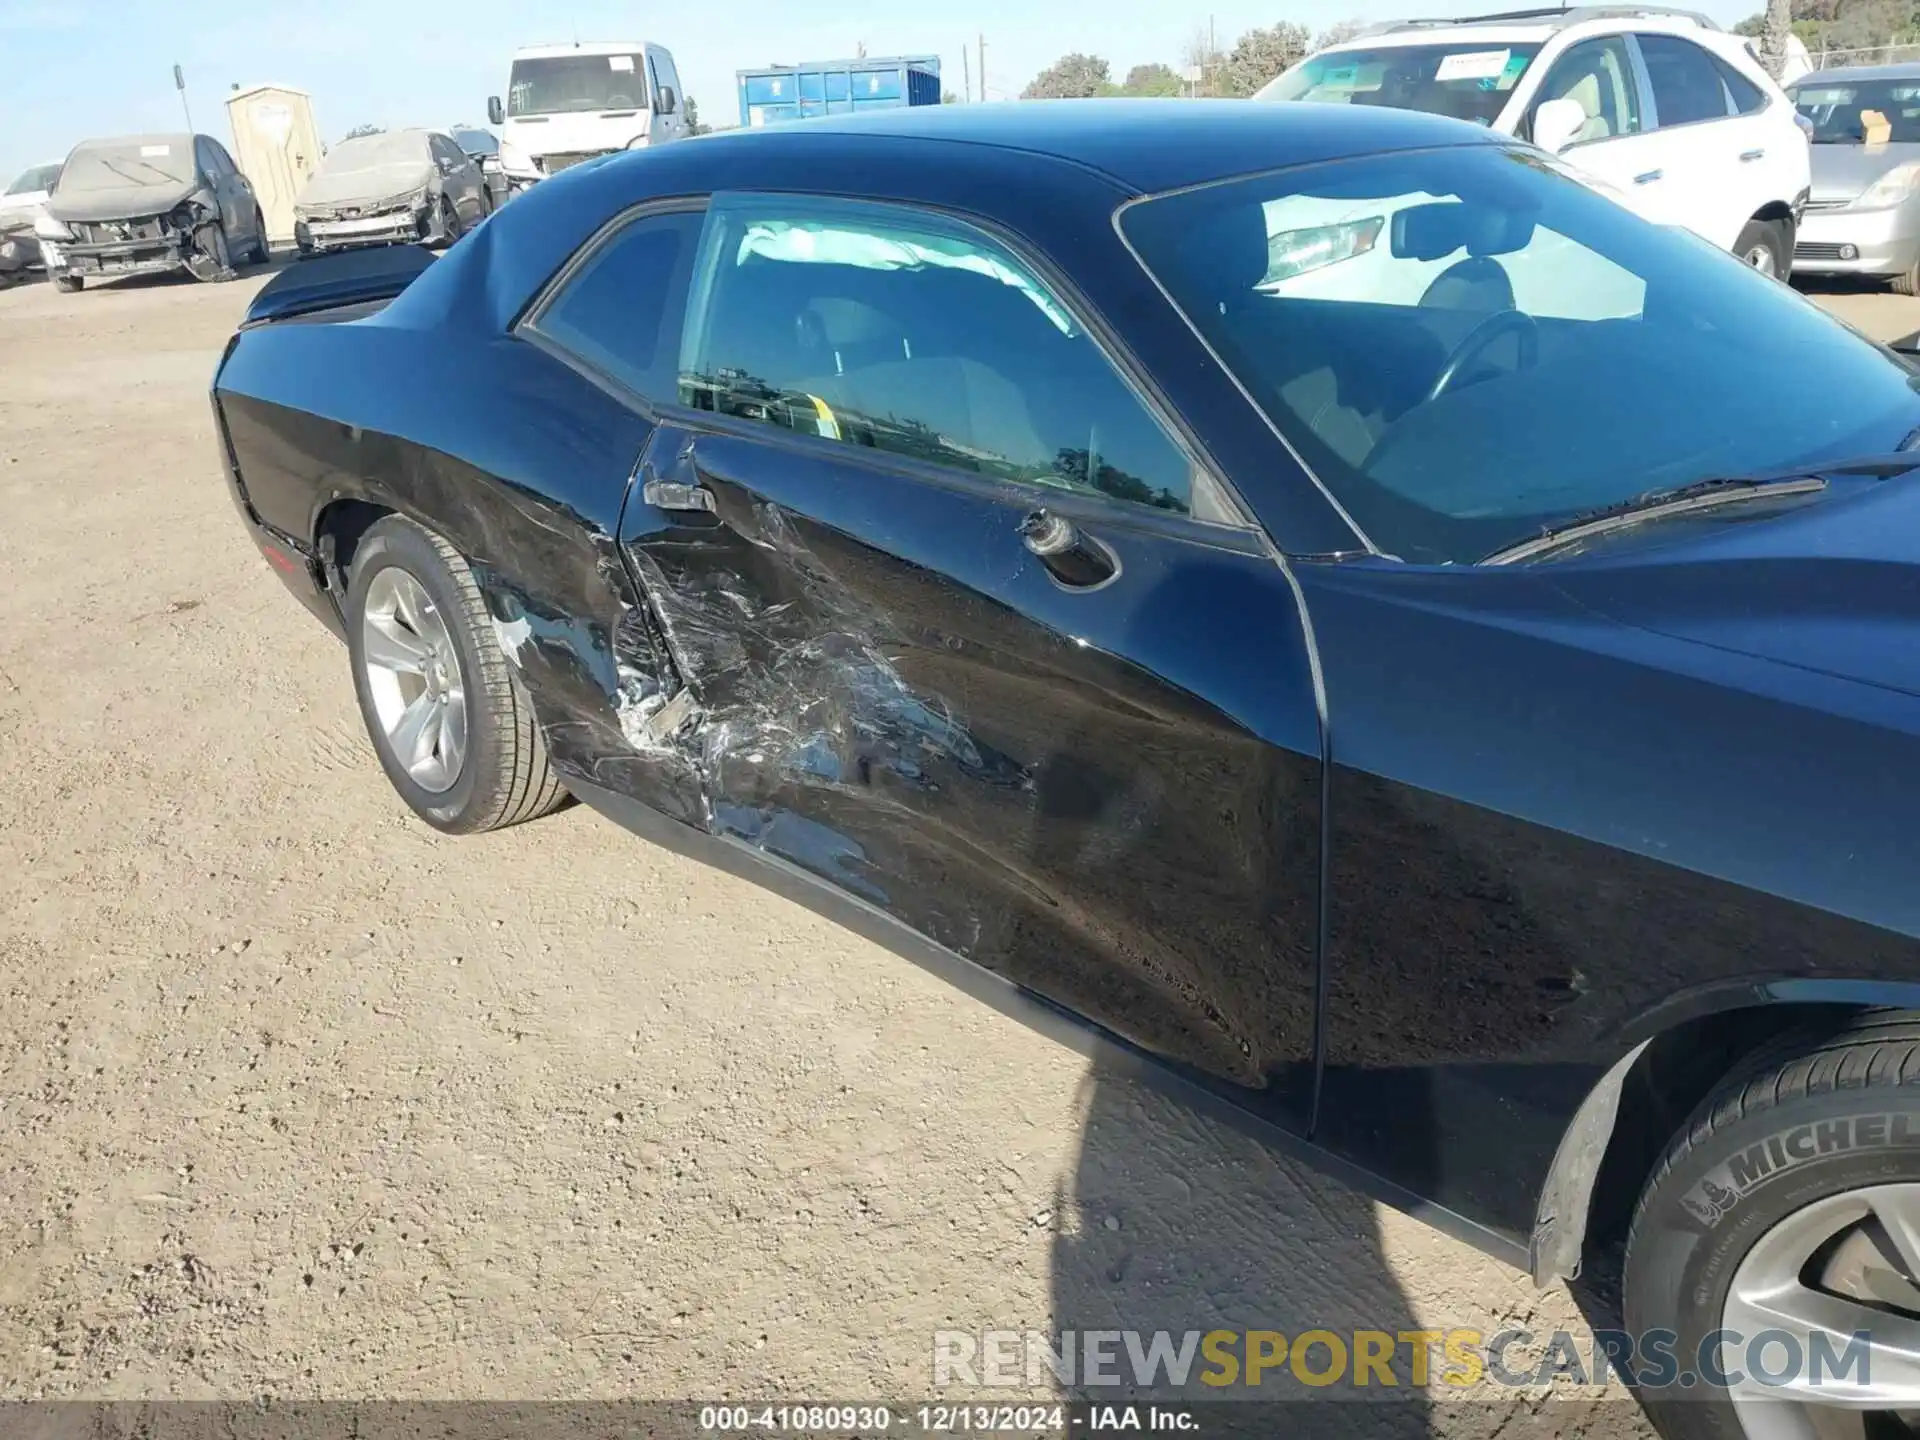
260;542;301;575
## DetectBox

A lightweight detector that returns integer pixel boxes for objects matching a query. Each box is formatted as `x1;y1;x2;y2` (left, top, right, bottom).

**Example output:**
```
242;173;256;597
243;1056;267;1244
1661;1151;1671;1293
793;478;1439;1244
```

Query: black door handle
1020;508;1117;589
642;477;716;514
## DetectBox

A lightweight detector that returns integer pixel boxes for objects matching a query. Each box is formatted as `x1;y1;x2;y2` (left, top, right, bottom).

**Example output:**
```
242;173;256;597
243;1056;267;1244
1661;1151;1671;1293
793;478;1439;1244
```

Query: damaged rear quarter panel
216;291;702;820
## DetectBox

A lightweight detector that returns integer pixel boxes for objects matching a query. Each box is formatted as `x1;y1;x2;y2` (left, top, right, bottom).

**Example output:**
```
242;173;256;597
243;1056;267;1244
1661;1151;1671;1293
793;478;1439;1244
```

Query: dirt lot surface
1;266;1911;1436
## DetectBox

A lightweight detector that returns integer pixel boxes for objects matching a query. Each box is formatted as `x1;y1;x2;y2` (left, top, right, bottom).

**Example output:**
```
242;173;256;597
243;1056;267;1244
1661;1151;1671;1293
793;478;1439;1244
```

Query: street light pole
174;64;194;131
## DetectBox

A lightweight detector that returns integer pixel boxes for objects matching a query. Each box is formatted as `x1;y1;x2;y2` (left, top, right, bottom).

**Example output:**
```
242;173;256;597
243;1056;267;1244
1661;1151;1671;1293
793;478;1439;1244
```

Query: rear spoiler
243;244;437;326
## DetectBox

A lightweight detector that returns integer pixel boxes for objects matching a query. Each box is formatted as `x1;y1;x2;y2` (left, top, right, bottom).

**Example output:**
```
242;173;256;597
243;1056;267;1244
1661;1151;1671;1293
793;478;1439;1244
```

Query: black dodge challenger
213;101;1920;1436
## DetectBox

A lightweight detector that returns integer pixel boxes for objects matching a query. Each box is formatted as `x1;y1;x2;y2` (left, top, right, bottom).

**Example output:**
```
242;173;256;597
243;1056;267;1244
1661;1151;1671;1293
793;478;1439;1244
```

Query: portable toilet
226;83;322;245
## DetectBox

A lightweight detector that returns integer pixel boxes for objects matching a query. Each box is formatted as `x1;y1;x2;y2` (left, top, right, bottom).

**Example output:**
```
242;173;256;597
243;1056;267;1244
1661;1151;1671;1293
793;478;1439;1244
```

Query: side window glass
1714;56;1768;116
647;55;668;113
531;209;706;403
1640;35;1733;127
681;197;1195;516
1533;38;1643;142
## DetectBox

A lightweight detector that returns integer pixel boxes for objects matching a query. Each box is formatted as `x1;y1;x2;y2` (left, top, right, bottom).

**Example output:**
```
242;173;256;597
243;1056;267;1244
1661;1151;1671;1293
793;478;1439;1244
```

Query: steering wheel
1426;309;1539;403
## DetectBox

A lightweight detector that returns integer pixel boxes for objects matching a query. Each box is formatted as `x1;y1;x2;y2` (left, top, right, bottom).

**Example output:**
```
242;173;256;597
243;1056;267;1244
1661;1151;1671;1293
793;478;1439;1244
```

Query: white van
1257;6;1812;276
487;41;688;192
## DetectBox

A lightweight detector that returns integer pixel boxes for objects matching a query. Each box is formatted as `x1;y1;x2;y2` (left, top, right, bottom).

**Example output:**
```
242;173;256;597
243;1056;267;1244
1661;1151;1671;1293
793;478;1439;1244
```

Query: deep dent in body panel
598;493;1284;1085
616;498;1032;909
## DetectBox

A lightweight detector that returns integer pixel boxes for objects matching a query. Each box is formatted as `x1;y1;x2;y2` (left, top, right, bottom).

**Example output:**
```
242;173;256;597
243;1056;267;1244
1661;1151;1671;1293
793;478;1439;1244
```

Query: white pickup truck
487;41;689;193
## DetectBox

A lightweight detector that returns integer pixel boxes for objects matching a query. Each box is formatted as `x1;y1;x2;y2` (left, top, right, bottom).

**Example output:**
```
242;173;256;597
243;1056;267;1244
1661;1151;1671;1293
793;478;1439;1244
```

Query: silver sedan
1789;64;1920;293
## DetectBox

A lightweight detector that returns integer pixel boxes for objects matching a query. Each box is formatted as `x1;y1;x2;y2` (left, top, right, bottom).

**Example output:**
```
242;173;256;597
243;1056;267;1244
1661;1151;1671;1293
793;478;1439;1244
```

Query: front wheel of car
1892;266;1920;298
246;208;269;265
1624;1010;1920;1440
53;274;81;293
186;222;232;282
344;516;568;834
1734;219;1790;280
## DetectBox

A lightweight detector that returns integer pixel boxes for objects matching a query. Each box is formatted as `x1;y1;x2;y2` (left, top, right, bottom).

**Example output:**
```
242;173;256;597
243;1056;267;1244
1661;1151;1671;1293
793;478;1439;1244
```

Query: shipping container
736;56;941;128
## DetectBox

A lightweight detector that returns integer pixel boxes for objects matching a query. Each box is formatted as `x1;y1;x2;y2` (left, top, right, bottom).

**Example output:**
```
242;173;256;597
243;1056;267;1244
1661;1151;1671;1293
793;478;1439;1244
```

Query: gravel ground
0;263;1909;1436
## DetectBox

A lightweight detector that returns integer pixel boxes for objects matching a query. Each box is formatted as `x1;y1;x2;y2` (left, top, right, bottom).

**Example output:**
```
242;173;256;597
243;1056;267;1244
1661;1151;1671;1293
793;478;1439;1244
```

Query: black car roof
700;99;1505;195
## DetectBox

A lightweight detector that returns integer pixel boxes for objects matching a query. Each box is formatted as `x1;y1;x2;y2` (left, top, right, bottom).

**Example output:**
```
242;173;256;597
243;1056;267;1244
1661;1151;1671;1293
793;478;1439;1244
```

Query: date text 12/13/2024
697;1404;1198;1432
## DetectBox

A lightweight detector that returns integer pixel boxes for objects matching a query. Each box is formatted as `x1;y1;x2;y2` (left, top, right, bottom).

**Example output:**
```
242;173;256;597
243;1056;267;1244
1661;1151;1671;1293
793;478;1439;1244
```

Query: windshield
60;139;195;192
450;128;498;156
1789;77;1920;142
508;54;649;116
1122;144;1920;564
318;131;430;174
1259;43;1542;126
5;163;60;196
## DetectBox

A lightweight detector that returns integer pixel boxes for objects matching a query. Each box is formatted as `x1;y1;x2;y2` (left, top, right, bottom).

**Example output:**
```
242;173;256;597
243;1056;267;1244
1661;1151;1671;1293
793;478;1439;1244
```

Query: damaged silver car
293;129;490;257
0;161;62;286
39;133;267;293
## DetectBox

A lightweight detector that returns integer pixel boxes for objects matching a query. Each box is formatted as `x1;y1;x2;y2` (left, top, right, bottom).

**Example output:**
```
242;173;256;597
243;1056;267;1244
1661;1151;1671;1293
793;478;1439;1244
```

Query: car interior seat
1419;255;1517;311
1559;70;1616;143
1173;198;1392;466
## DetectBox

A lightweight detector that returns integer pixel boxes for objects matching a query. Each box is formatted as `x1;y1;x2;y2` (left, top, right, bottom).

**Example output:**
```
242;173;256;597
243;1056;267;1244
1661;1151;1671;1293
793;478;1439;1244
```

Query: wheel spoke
1724;1184;1920;1422
1868;1190;1920;1287
1725;1280;1920;1405
391;574;429;635
440;690;468;779
362;614;430;674
391;691;440;770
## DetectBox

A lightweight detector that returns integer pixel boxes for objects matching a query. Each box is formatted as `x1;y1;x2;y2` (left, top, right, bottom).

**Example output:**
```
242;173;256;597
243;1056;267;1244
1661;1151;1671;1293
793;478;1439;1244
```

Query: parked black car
213;101;1920;1438
43;133;267;291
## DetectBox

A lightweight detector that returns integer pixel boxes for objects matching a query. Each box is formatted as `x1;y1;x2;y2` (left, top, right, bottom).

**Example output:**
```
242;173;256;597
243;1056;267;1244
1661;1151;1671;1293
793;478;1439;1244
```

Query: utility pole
962;45;972;102
978;32;987;102
173;64;193;132
1761;0;1793;79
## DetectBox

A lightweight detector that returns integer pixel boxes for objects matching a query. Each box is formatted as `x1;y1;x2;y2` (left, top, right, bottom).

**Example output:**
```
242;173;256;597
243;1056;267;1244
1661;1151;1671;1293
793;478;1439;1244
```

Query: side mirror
1532;96;1587;155
487;95;505;126
659;86;677;115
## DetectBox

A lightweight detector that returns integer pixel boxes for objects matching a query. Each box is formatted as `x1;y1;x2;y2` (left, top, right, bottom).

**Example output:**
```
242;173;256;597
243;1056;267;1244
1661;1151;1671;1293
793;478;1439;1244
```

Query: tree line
1733;0;1920;57
1021;20;1367;101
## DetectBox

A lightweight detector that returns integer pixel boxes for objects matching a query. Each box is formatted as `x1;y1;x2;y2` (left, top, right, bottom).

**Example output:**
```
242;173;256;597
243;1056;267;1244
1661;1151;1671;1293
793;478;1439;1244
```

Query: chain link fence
1811;42;1920;69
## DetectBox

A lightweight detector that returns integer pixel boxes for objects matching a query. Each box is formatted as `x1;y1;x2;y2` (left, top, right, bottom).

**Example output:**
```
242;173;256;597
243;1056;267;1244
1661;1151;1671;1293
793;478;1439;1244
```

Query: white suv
1256;5;1812;275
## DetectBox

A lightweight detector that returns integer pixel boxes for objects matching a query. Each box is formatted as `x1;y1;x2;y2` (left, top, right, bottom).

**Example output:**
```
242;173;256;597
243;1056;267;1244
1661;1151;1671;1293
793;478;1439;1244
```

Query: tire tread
1626;1011;1920;1267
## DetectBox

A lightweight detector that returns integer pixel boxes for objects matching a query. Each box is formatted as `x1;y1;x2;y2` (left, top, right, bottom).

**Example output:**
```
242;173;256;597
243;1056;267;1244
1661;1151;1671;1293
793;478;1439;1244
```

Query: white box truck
488;41;689;193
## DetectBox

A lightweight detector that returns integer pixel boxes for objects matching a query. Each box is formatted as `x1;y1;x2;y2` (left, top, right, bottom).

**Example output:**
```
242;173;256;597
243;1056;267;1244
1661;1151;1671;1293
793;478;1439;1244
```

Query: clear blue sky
0;0;1762;181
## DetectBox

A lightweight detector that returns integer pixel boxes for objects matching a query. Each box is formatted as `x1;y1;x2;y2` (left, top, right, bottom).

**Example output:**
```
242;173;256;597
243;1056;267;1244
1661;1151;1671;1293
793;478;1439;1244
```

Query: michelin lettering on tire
1679;1112;1920;1225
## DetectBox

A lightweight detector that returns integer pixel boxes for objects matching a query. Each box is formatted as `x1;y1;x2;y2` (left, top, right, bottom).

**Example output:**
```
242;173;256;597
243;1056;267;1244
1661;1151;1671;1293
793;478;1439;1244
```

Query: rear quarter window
528;208;706;403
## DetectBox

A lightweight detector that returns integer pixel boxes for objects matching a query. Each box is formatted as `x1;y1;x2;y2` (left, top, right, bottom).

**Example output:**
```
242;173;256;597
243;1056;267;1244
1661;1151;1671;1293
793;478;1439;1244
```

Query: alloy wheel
360;567;467;793
1722;1184;1920;1438
1745;243;1780;277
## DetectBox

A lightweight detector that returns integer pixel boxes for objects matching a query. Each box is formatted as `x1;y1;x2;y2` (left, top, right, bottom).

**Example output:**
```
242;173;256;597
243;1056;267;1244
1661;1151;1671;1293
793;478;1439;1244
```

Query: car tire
53;274;81;293
246;208;269;265
344;515;568;834
1623;1010;1920;1440
1733;218;1789;280
437;196;461;247
1893;266;1920;298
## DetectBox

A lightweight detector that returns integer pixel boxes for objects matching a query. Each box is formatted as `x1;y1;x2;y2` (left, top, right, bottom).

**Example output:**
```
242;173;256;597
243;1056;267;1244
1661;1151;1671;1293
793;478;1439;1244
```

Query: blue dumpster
737;56;942;128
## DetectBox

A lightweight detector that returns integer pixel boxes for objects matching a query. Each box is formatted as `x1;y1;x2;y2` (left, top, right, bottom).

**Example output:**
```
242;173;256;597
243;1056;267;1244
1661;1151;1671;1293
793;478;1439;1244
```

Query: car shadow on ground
1051;1070;1653;1438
